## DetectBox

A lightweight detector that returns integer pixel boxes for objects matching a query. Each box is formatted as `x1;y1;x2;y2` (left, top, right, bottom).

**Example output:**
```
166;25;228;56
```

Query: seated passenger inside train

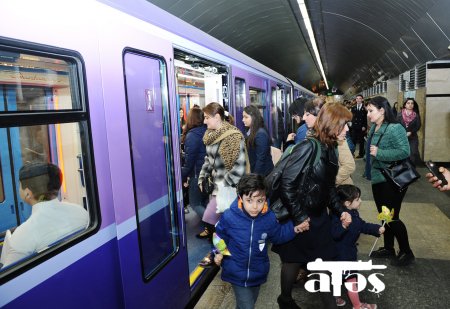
0;162;89;268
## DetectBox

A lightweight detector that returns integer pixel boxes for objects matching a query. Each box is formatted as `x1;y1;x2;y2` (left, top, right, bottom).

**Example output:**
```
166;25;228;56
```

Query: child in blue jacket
214;173;307;309
331;184;384;309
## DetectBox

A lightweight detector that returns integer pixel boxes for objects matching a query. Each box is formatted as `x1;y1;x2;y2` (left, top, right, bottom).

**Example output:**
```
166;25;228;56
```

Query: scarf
402;109;416;128
203;121;244;171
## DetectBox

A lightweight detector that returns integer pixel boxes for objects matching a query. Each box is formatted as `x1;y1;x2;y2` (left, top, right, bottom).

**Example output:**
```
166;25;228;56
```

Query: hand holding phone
426;161;448;186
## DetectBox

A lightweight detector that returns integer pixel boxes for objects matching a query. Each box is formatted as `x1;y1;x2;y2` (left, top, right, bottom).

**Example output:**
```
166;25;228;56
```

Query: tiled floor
195;159;450;308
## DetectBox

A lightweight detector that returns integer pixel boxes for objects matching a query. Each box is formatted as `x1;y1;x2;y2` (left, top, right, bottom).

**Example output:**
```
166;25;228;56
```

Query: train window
234;78;246;132
0;44;95;277
249;87;268;127
0;51;81;111
124;50;178;280
285;90;293;137
235;78;246;109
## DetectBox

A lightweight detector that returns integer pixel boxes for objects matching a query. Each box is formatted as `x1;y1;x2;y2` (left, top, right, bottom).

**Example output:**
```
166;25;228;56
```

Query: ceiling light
297;0;329;90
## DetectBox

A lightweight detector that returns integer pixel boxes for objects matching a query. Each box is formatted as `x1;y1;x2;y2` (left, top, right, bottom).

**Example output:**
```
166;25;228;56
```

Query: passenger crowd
2;94;447;309
178;95;444;309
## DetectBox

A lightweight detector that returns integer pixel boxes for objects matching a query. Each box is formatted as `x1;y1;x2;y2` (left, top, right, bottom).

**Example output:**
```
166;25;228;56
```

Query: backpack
265;137;321;221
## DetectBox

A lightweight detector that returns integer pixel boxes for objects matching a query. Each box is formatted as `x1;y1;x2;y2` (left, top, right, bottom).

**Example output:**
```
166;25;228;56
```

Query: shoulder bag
375;124;420;192
202;142;221;195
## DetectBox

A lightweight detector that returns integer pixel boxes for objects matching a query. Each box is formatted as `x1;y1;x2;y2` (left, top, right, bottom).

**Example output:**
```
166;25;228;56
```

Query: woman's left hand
369;145;378;157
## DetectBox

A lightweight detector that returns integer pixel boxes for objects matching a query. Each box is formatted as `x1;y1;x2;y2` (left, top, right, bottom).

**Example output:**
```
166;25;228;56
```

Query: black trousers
351;129;365;157
372;181;412;253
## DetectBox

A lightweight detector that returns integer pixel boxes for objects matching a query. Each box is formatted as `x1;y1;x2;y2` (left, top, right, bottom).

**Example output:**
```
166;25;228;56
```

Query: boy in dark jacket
214;174;306;309
331;185;384;309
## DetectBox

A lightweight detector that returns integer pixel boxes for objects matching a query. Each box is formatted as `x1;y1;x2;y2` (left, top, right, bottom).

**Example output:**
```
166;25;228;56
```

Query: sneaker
336;297;346;307
277;295;301;309
391;251;415;266
370;247;395;258
353;303;377;309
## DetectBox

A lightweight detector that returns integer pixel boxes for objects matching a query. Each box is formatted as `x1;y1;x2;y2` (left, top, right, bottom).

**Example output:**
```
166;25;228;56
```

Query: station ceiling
146;0;450;96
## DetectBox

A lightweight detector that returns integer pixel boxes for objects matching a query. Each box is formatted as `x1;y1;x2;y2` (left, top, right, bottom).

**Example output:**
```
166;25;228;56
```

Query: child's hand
294;218;310;233
379;226;385;235
340;212;352;228
214;253;223;266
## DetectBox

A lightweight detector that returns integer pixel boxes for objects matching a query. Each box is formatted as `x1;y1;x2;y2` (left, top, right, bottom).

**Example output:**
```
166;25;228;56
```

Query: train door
173;49;230;277
0;86;56;231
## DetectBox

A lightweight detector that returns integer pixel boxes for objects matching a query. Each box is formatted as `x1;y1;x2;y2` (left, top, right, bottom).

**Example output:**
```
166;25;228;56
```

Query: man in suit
350;94;367;158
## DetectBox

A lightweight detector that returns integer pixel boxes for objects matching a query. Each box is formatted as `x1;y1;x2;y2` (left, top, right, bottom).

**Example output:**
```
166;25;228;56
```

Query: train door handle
20;202;24;211
10;204;15;214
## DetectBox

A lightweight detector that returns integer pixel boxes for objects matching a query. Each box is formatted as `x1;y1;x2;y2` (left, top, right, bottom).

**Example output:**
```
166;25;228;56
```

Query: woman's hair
181;108;204;143
403;97;420;114
186;108;204;131
244;105;265;147
313;103;352;146
179;108;185;125
203;102;225;120
336;184;361;204
304;98;323;116
225;110;234;125
368;96;397;123
19;162;62;202
237;173;266;197
289;98;307;116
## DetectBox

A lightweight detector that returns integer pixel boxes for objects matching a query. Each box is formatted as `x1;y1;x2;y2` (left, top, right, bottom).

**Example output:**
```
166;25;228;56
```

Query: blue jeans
188;176;208;218
232;284;260;309
364;136;372;180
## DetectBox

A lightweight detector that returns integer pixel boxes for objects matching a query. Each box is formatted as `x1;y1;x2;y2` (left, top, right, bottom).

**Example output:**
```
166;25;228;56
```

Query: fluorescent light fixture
297;0;329;90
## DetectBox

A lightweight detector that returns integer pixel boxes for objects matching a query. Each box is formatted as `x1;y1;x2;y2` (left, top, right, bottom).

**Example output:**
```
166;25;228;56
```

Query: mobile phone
426;160;448;186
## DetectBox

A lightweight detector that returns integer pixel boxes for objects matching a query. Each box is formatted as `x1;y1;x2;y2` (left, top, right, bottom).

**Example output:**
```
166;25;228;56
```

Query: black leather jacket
280;139;348;225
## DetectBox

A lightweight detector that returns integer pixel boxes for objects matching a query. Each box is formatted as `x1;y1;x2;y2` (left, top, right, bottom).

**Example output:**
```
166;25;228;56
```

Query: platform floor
194;159;450;309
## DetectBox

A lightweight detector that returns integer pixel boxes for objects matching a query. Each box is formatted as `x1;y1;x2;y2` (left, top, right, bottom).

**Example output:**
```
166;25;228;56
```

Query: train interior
174;49;227;276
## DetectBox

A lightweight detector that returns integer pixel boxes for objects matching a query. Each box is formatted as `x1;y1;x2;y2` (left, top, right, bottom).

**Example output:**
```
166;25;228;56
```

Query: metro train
0;0;314;308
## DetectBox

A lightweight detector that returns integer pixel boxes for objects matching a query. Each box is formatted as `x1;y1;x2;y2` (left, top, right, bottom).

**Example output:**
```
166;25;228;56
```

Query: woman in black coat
272;103;353;309
242;105;274;176
181;108;208;220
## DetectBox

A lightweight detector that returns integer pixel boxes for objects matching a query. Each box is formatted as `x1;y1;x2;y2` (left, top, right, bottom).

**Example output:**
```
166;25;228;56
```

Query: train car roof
100;0;315;96
142;0;450;96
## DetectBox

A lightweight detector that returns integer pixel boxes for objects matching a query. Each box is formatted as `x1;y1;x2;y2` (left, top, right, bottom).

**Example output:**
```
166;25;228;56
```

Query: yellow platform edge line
189;266;206;286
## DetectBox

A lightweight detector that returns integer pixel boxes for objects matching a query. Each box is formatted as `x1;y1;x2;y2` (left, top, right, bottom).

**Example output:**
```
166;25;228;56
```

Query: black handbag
202;174;215;195
375;125;420;192
380;158;420;192
201;142;221;195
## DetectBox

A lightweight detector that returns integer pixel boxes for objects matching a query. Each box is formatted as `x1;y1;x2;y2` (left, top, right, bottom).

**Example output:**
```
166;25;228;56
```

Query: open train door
97;8;190;308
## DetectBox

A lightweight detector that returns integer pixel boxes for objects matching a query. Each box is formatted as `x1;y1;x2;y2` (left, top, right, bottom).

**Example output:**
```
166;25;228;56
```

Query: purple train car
0;0;313;308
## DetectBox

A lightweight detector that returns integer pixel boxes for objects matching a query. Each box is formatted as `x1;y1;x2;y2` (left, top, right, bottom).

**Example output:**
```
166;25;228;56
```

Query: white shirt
0;199;89;267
